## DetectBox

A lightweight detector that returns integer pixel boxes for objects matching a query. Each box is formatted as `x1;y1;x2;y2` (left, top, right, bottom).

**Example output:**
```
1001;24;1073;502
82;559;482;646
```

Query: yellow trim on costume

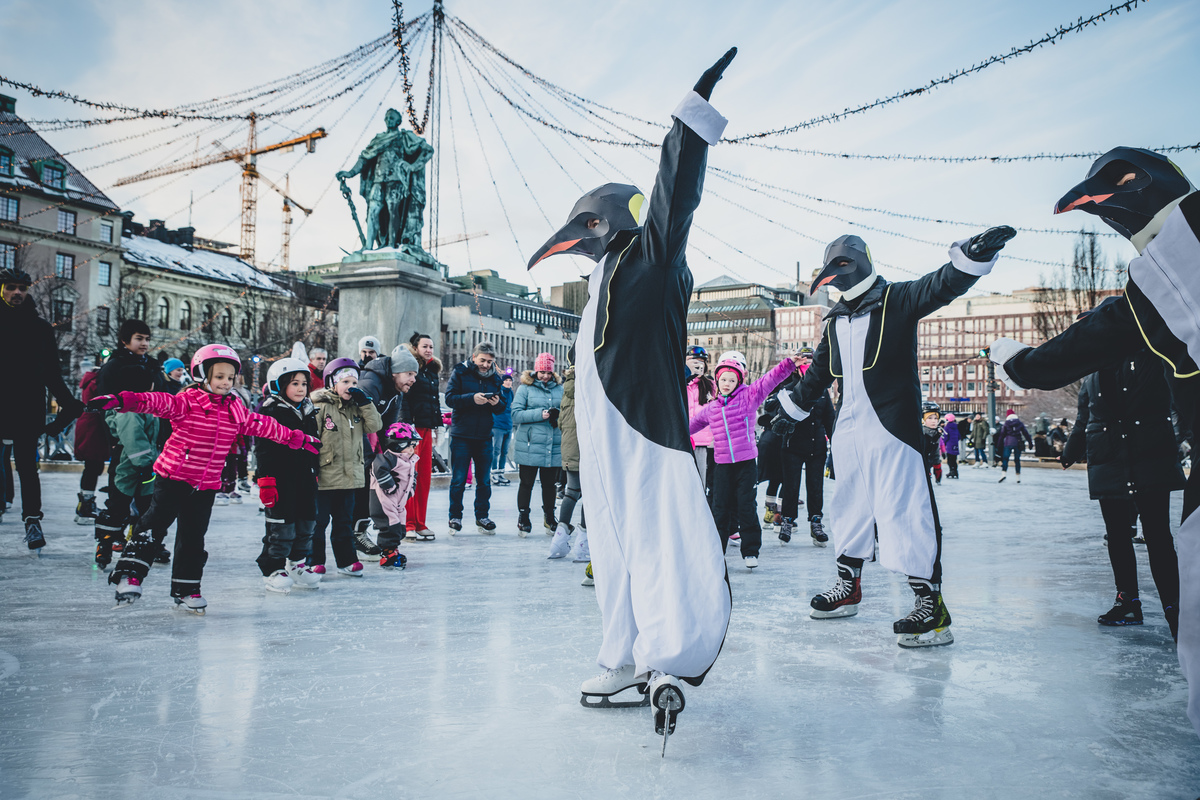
594;236;639;353
827;323;841;378
863;285;892;372
1125;288;1200;378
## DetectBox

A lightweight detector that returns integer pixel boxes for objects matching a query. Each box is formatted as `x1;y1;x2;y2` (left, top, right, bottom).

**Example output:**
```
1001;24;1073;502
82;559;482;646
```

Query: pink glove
85;394;122;413
257;477;278;507
286;430;322;454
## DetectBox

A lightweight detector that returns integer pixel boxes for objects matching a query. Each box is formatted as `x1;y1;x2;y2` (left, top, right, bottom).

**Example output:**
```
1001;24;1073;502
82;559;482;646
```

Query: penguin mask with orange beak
526;183;645;269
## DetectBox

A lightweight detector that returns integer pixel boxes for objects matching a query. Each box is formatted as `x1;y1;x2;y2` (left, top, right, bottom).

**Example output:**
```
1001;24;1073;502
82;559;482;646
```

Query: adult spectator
1062;346;1182;639
997;410;1032;483
73;360;109;524
0;266;83;547
491;373;515;486
768;351;835;546
358;343;419;544
402;332;444;541
358;335;383;368
969;413;990;467
1047;418;1071;456
511;352;563;535
307;347;327;394
444;342;506;533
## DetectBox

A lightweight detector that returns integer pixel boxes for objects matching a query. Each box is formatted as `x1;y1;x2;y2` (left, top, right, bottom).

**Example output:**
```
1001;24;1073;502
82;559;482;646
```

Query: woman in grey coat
511;353;563;535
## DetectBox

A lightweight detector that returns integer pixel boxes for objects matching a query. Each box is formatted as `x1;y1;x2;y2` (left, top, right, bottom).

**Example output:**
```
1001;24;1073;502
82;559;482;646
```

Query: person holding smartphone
444;342;507;533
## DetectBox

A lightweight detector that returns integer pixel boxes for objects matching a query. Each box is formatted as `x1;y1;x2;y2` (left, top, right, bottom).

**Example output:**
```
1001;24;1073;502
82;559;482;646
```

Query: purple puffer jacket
941;422;960;456
689;359;796;464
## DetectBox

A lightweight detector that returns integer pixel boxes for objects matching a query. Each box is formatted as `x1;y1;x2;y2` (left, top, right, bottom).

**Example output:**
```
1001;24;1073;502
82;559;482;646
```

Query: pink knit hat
534;352;555;373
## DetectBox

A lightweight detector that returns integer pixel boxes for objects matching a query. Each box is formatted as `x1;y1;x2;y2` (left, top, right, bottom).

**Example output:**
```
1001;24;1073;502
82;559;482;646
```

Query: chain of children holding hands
10;45;1198;753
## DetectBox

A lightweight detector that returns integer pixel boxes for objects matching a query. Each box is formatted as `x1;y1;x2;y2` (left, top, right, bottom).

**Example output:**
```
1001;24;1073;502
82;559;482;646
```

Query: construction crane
426;230;487;249
278;175;312;272
115;113;326;265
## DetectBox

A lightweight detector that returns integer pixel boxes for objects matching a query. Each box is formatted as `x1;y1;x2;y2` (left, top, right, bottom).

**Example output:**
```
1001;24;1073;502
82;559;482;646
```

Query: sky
3;0;1198;300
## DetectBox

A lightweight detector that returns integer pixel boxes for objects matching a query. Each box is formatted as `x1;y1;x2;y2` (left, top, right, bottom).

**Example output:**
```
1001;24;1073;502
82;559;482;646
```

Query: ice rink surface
1;466;1197;799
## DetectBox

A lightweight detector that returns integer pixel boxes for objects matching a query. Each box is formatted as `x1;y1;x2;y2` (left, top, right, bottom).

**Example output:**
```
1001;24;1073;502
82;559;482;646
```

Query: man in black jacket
0;267;83;548
444;342;506;534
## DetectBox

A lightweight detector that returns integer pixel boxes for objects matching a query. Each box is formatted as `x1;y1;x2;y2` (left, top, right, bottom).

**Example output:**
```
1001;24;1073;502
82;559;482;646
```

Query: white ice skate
648;671;685;757
548;523;571;559
571;528;590;563
174;594;207;615
579;664;649;709
214;493;230;506
286;560;322;589
743;556;758;569
113;576;142;609
337;562;364;577
263;569;293;594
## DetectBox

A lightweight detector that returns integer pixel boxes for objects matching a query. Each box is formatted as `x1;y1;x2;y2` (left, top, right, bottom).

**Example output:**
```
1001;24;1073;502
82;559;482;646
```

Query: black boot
1098;592;1143;626
517;509;532;536
544;510;558;533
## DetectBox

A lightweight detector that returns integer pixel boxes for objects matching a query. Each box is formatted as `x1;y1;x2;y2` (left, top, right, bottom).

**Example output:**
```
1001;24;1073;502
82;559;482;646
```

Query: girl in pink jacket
369;423;421;570
685;345;716;496
689;354;801;568
86;344;320;613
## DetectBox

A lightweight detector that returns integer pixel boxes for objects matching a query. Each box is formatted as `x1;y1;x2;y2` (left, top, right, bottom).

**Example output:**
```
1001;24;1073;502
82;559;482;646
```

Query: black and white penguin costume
779;231;1013;590
990;147;1199;737
527;65;734;686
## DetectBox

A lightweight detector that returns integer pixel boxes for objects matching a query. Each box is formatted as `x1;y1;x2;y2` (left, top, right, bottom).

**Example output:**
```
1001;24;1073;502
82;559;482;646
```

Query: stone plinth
322;251;453;358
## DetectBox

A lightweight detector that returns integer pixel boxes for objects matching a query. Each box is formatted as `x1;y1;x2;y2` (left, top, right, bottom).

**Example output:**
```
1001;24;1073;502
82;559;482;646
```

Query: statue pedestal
323;250;454;358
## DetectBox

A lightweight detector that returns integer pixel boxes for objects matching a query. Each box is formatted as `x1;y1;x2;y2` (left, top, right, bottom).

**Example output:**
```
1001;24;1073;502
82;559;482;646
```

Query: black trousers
112;477;215;597
9;433;41;519
257;479;318;575
95;486;156;540
1099;491;1179;609
946;454;959;478
517;465;558;516
781;445;826;521
312;489;358;568
80;459;106;491
712;459;761;557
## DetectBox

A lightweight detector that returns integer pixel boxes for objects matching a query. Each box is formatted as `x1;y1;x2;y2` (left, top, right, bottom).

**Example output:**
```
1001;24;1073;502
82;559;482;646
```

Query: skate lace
818;577;853;602
811;519;824;534
904;594;935;622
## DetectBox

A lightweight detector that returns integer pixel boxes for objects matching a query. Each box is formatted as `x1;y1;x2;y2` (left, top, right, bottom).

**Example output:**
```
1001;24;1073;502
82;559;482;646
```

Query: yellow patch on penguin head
628;193;645;226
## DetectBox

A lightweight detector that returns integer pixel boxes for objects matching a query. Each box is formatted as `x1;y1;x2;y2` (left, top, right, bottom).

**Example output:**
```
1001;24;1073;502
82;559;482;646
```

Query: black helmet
921;401;941;417
0;266;33;287
686;345;709;361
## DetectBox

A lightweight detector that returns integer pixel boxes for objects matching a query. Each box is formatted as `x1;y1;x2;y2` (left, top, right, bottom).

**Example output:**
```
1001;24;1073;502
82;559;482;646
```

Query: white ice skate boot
214;493;230;506
648;671;685;757
743;556;758;569
286;560;322;589
579;664;649;709
174;594;207;615
263;569;293;594
570;526;590;563
113;576;142;608
548;523;572;559
337;561;364;578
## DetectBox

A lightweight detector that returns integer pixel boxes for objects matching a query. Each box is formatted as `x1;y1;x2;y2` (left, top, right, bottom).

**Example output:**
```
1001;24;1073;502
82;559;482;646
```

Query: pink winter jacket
369;451;418;528
689;359;796;464
686;375;716;448
116;388;310;491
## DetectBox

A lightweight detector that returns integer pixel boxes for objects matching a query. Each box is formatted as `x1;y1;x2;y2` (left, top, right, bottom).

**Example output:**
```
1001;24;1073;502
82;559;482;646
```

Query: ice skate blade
580;687;650;709
1098;619;1143;627
810;538;827;548
810;604;858;619
897;627;953;648
112;596;138;610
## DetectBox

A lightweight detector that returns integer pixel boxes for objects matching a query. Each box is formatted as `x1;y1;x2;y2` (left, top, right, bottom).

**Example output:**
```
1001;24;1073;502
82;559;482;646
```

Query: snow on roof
121;235;287;294
0;112;119;212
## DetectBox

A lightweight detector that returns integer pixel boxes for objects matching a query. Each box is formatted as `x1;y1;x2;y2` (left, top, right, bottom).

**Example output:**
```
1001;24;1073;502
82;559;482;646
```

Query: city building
0;94;124;375
441;289;579;380
686;276;803;378
449;268;531;299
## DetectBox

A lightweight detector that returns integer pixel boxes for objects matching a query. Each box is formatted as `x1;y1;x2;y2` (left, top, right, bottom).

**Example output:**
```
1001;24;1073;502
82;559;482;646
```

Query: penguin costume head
1055;147;1195;253
810;235;877;302
526;183;646;268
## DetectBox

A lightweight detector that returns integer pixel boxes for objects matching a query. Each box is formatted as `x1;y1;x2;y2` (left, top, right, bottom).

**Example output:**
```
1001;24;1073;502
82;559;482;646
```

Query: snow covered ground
1;466;1197;799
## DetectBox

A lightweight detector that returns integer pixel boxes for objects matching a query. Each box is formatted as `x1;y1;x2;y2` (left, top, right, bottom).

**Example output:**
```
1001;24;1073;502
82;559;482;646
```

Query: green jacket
312;388;382;490
511;371;563;468
560;366;578;471
106;410;160;497
969;419;990;450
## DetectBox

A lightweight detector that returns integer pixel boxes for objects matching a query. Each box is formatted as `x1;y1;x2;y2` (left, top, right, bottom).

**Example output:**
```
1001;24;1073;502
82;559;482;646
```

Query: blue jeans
492;430;511;472
1000;445;1022;474
973;447;986;464
450;436;493;521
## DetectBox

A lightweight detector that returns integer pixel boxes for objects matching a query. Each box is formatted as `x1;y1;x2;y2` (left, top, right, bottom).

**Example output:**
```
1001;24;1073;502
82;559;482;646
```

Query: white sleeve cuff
778;391;810;423
949;238;997;277
671;91;728;146
989;337;1033;390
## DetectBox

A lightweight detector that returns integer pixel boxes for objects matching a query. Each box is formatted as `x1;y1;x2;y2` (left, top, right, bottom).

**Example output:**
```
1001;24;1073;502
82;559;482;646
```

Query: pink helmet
190;344;241;381
714;358;745;385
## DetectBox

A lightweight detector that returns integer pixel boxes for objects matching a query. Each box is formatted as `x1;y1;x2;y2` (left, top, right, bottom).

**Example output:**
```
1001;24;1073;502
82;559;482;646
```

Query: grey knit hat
389;344;419;374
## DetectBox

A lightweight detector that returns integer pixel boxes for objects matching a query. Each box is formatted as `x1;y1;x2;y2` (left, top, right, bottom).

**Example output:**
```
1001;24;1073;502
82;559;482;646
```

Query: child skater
86;344;321;613
369;422;421;570
689;353;802;569
255;354;323;594
309;357;382;577
922;402;945;486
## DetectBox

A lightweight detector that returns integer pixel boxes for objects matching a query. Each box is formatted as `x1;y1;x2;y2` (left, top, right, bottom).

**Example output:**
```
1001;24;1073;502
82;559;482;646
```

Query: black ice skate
649;672;685;757
579;664;650;709
1097;592;1143;626
778;517;793;544
810;561;861;619
894;579;954;647
75;492;97;525
516;509;532;537
23;516;45;552
809;515;828;547
352;520;382;556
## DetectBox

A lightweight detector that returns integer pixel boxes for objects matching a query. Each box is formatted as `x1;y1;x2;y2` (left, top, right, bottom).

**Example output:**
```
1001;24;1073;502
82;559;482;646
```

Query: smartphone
482;392;497;399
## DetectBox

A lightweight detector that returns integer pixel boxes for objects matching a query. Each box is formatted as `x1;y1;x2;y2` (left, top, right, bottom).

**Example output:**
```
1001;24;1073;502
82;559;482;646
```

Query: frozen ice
1;466;1197;798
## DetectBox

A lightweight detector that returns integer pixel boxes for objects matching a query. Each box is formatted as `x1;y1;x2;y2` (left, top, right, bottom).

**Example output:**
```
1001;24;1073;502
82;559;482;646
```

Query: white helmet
266;357;312;396
717;350;747;371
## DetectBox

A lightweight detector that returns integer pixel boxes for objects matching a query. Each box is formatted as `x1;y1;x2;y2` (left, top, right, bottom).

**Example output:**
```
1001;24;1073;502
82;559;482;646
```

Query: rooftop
121;235;287;294
0;105;119;213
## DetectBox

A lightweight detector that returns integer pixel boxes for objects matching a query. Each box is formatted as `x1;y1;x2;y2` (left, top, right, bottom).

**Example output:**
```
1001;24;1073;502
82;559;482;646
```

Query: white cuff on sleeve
778;391;810;423
671;91;728;146
949;238;998;277
989;337;1033;390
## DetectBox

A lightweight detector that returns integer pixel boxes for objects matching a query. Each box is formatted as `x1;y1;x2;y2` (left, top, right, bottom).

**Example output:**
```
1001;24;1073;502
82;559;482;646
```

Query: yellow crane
115;113;326;265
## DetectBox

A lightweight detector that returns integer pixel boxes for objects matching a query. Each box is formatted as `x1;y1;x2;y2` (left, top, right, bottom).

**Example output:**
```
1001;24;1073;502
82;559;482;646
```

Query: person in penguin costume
773;227;1016;647
527;48;737;756
986;146;1199;737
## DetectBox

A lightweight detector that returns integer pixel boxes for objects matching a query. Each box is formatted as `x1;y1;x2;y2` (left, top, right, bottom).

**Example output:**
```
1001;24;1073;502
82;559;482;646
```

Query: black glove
347;387;372;407
377;471;398;495
547;408;560;428
770;414;796;437
136;466;156;488
693;47;738;101
962;226;1017;262
763;394;781;415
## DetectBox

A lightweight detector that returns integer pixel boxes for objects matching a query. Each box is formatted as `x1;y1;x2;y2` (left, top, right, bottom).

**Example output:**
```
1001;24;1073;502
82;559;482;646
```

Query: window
97;261;111;286
55;253;74;280
220;309;232;337
57;210;76;235
967;382;976;393
41;163;65;189
179;300;191;330
966;365;976;377
239;312;253;339
97;307;110;336
202;304;215;336
0;242;13;271
0;196;16;222
100;221;113;244
0;148;11;177
52;298;73;331
157;296;170;329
